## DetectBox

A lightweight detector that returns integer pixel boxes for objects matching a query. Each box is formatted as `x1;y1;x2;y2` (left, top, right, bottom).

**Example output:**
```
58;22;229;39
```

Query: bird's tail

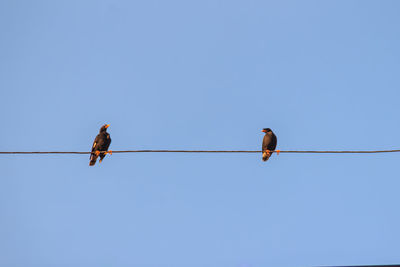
262;151;271;162
89;154;98;166
99;154;105;163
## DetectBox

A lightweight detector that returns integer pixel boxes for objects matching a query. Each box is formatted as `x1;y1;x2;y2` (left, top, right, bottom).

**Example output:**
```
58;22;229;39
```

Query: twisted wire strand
0;149;400;155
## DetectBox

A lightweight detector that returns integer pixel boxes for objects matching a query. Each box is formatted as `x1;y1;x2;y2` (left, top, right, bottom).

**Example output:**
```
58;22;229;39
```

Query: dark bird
89;124;112;166
261;128;277;162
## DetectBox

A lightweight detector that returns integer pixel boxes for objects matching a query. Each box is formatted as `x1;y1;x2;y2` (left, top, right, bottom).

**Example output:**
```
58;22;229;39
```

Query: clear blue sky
1;1;400;266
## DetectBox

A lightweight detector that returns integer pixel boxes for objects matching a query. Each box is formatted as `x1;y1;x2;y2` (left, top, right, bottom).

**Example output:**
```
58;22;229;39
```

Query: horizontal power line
1;149;400;155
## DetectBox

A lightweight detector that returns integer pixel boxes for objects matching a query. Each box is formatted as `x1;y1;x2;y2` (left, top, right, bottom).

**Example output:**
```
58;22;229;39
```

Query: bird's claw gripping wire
264;149;280;156
94;150;112;156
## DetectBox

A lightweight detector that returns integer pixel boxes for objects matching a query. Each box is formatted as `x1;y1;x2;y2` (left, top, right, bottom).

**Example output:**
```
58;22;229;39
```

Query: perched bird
261;128;277;162
89;124;112;166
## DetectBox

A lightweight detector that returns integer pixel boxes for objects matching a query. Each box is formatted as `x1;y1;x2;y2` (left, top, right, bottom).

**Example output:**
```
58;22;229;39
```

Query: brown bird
261;128;277;162
89;124;112;166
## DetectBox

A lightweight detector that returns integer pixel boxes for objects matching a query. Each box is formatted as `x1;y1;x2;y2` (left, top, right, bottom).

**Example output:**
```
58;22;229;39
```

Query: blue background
1;1;400;266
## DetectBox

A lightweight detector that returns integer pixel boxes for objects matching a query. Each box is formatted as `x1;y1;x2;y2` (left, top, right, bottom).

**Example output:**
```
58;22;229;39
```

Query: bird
89;124;112;166
261;128;277;162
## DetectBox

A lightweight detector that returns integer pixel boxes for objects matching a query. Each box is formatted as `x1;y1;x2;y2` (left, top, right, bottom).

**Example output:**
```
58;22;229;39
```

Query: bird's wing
262;135;271;151
91;135;101;152
268;133;277;151
89;135;101;165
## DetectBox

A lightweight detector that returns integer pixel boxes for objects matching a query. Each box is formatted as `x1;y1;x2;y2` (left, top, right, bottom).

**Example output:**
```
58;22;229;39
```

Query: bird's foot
264;150;271;156
95;151;100;156
276;150;280;155
104;150;112;155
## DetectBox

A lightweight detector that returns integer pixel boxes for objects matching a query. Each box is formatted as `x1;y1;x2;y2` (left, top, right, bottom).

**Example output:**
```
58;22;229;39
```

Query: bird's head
100;124;110;132
262;128;272;133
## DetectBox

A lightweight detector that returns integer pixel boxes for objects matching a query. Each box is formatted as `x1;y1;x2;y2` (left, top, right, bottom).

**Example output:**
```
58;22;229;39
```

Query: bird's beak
105;124;110;128
261;130;266;133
